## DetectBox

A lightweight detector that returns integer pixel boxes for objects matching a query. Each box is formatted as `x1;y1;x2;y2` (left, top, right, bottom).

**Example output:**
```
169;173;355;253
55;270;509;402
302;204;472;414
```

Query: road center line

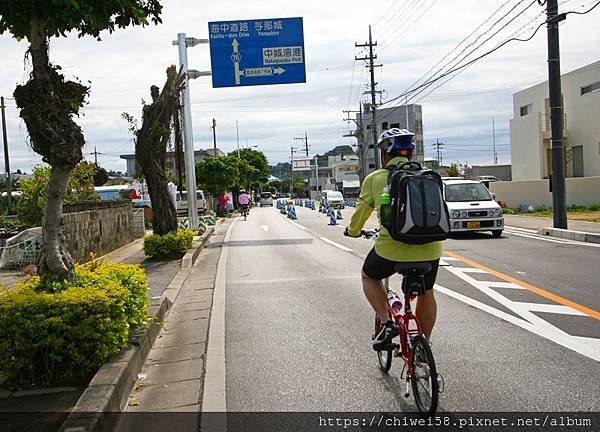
445;251;600;321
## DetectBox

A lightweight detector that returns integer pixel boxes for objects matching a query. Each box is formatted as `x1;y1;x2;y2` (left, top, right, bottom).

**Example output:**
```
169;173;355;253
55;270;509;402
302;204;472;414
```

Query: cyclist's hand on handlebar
343;227;361;238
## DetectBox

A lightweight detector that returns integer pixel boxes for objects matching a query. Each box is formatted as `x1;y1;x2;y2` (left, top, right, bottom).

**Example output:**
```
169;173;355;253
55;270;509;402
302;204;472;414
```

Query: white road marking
505;225;539;234
512;302;589;316
486;281;525;289
261;225;270;232
287;220;307;231
319;236;355;253
440;263;600;362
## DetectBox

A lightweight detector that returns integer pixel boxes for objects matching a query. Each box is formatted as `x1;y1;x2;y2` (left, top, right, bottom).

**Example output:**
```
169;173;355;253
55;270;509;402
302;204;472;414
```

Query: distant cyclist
344;128;443;350
238;189;251;214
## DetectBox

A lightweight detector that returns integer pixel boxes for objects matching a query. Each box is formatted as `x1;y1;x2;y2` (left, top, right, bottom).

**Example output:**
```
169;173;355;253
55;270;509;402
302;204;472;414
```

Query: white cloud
0;0;598;172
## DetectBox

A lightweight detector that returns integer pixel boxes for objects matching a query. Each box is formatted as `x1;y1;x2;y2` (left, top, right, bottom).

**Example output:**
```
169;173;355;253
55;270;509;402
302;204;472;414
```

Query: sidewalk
115;220;230;431
504;214;600;243
1;228;217;432
504;214;600;233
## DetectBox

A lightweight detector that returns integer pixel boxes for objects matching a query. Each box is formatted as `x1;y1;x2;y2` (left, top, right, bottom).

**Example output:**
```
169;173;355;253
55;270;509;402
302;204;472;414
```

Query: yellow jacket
347;156;443;262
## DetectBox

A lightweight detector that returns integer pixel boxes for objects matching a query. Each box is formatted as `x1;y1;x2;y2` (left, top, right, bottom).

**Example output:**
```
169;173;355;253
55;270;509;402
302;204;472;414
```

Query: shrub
143;229;195;259
0;260;148;386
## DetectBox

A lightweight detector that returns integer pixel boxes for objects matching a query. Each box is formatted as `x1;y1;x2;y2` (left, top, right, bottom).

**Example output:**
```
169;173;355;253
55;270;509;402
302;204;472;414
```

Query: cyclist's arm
347;175;375;237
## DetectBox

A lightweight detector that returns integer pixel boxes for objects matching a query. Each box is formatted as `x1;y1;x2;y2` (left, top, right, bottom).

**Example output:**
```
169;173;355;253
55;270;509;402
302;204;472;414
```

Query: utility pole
313;155;319;199
293;132;310;157
211;118;217;155
433;139;444;167
492;116;498;165
290;145;296;195
236;120;240;157
93;145;99;165
356;25;382;170
1;96;12;207
343;107;364;181
546;0;567;229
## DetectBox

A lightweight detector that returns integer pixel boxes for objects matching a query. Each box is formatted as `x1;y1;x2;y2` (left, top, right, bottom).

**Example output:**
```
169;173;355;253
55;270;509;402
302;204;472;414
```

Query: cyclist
344;128;443;350
238;189;251;215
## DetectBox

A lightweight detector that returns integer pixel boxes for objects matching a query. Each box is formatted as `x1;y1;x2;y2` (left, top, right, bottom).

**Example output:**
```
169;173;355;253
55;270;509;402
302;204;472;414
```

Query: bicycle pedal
404;380;410;398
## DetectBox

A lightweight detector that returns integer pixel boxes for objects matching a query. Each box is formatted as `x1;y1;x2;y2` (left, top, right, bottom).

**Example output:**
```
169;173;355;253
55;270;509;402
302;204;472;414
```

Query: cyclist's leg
361;270;388;323
415;260;440;339
362;249;396;323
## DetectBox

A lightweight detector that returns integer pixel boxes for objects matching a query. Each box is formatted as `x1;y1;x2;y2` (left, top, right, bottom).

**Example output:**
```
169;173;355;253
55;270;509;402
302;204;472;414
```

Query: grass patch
504;203;600;222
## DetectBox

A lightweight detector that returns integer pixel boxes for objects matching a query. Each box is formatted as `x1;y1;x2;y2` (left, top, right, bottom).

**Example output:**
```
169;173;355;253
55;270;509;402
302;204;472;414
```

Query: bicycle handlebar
362;229;379;239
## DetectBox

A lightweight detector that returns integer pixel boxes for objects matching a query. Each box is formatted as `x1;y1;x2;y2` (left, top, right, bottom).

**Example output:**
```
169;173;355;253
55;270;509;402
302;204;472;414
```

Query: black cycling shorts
362;248;439;290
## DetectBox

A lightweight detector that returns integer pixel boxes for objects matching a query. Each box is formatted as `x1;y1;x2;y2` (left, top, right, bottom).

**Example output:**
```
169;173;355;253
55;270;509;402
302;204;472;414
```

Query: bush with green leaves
0;260;148;386
143;229;195;259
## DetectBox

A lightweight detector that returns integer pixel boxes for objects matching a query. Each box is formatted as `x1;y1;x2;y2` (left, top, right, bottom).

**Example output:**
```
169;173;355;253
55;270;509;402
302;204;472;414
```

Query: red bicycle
363;230;440;414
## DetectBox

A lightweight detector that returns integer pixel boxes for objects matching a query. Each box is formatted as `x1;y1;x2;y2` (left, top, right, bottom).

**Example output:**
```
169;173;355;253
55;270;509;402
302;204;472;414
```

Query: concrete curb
181;227;214;270
59;228;215;432
539;227;600;244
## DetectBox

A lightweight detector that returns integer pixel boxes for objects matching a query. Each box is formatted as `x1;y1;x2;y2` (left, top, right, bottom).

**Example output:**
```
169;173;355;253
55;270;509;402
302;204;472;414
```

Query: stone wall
63;201;133;263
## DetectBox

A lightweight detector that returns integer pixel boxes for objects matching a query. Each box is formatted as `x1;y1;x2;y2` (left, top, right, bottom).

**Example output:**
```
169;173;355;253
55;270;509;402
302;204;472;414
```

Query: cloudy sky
1;0;599;173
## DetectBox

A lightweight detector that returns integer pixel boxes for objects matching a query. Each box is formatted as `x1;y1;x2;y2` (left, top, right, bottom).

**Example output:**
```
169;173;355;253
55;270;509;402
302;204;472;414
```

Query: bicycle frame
383;278;422;380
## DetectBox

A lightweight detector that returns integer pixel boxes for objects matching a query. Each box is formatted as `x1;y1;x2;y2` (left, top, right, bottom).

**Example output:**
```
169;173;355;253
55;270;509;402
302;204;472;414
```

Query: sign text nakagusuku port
208;17;306;88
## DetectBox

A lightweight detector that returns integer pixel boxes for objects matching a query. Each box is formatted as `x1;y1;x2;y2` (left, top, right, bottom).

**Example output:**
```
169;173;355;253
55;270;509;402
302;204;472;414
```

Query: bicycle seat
394;262;432;275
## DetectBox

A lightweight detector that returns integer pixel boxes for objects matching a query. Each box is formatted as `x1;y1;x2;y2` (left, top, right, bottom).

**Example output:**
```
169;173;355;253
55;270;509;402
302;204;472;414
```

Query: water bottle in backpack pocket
382;161;450;244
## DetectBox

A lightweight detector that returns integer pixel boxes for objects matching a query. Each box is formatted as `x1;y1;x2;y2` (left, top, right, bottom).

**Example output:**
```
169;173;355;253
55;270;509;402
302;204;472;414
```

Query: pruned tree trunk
13;18;89;282
135;66;185;235
173;107;185;193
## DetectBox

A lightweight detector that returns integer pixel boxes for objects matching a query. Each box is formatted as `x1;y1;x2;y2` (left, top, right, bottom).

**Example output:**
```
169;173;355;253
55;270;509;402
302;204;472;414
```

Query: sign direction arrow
231;38;242;85
240;66;286;78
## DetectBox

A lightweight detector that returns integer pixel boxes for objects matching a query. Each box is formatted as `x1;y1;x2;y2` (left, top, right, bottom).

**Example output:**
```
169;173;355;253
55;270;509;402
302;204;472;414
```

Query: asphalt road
224;205;600;412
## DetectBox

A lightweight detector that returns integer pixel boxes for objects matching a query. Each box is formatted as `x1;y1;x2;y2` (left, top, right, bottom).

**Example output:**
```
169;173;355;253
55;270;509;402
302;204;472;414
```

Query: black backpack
382;161;450;244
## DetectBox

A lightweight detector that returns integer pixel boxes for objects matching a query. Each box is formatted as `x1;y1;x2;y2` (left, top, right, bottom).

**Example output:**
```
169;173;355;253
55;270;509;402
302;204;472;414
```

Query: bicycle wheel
410;334;438;414
374;317;392;372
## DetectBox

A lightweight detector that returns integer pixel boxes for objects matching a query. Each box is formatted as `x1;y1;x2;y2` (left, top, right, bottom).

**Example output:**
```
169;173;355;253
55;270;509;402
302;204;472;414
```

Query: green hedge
0;261;148;387
143;229;195;259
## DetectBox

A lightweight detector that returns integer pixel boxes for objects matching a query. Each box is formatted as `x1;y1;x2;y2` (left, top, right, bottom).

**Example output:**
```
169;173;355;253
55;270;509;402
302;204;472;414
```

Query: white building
510;61;600;180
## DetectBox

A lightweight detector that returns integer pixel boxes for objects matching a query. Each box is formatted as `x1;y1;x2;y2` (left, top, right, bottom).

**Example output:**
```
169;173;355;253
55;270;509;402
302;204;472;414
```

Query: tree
447;163;460;177
123;65;184;236
1;0;163;282
196;156;240;197
93;165;109;186
16;162;99;228
228;149;268;186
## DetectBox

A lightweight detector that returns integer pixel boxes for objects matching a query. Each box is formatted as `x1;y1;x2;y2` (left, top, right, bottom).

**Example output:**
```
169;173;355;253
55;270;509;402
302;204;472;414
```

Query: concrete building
120;148;224;178
510;61;600;180
328;155;360;194
471;164;512;181
355;104;424;180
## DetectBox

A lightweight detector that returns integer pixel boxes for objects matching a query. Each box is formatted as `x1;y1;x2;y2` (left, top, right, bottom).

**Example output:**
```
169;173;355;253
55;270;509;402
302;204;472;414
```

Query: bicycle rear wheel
374;317;392;372
410;334;438;414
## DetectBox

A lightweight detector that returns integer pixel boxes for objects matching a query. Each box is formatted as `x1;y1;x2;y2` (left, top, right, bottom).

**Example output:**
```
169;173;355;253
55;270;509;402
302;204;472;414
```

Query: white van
443;179;503;237
321;190;345;209
175;190;206;215
259;192;274;207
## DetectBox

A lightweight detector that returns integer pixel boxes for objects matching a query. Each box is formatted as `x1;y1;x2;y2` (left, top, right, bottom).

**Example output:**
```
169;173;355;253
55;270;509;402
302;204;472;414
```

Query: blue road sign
208;17;306;88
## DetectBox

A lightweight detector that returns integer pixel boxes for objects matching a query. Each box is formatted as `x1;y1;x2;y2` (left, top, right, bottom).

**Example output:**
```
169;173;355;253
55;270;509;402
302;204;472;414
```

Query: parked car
443;179;504;237
320;190;345;209
477;175;499;188
259;192;274;207
175;190;206;215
